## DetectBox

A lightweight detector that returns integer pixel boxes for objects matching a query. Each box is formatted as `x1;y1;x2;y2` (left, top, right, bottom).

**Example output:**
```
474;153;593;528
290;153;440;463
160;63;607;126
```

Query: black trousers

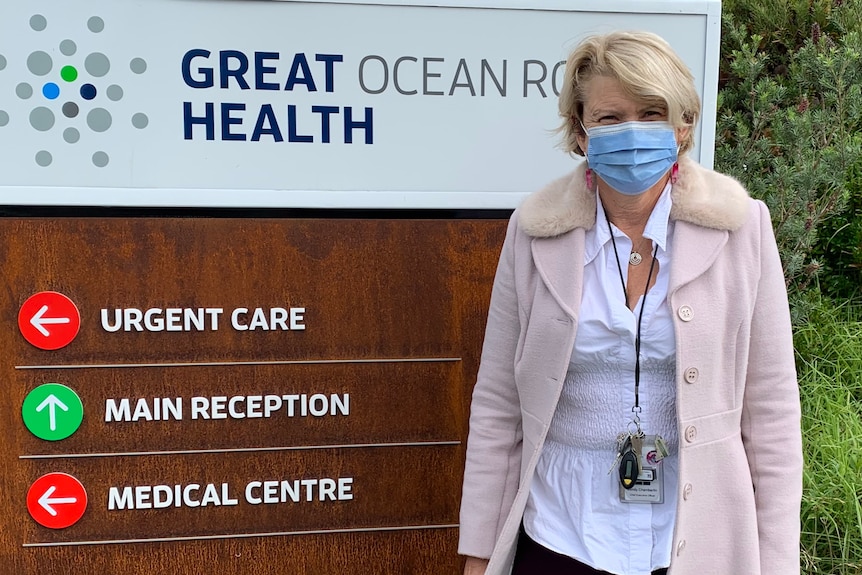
512;528;669;575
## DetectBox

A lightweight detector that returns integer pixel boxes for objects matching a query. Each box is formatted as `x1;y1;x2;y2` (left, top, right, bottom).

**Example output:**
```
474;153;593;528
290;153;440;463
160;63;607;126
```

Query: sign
22;383;84;441
26;473;88;529
0;0;722;208
17;291;81;350
3;217;505;573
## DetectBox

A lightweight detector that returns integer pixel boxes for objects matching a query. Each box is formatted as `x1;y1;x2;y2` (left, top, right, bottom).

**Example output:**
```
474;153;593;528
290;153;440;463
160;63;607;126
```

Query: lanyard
604;209;659;425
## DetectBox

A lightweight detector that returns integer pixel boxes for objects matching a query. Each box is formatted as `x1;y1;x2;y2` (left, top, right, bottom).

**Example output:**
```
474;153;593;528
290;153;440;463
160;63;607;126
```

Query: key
620;434;633;456
608;450;623;475
608;433;631;474
654;435;669;463
630;432;644;474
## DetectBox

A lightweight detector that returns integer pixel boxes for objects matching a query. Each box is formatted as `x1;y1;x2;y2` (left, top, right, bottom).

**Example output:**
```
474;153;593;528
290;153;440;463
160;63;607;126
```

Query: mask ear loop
578;119;596;190
670;140;682;184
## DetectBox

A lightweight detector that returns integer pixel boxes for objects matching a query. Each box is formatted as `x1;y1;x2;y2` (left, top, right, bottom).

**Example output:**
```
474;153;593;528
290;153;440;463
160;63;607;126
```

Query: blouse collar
586;181;673;265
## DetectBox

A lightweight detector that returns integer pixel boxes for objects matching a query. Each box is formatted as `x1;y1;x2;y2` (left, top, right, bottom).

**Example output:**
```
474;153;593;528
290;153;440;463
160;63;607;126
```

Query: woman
459;31;802;575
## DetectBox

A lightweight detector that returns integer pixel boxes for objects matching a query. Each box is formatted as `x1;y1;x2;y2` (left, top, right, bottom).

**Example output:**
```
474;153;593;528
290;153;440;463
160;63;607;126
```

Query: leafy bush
815;157;862;300
716;0;862;320
717;3;862;573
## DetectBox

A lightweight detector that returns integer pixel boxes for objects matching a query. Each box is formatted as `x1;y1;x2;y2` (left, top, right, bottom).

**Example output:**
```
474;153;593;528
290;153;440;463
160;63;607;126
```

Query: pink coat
459;157;803;575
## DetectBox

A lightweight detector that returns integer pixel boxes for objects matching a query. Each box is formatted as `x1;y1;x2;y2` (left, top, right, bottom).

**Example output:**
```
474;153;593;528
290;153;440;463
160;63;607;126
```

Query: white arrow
35;394;69;432
38;485;77;517
30;304;71;337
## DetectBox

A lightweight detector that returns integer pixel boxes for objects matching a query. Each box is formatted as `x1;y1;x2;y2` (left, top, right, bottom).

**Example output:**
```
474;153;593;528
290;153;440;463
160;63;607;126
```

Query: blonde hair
559;31;700;156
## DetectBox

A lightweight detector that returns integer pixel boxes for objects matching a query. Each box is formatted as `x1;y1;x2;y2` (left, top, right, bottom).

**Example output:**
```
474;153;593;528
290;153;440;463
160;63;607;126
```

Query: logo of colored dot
62;102;79;118
42;82;60;100
80;83;96;100
5;14;151;168
60;65;78;82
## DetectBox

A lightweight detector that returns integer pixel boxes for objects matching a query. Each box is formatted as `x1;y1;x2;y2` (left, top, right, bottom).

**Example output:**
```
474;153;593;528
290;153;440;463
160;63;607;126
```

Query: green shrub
718;3;862;573
814;157;862;301
716;0;862;320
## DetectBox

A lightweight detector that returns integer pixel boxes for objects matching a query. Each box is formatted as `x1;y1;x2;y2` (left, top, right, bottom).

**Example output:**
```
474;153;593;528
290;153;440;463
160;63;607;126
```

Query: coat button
684;367;699;384
678;305;694;321
684;426;697;443
683;483;693;500
677;540;686;556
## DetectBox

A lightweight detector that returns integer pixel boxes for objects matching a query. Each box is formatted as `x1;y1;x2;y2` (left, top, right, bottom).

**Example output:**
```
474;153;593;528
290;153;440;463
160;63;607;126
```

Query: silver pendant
629;251;643;266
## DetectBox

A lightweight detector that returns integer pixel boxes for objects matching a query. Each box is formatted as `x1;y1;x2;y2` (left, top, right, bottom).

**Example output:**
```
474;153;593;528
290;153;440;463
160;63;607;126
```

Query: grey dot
30;107;55;131
62;101;79;118
132;113;149;129
27;51;53;76
30;15;48;32
87;16;104;33
106;84;123;101
0;111;9;127
130;58;147;74
16;83;33;99
59;40;77;56
87;107;112;132
92;151;109;167
63;127;80;143
0;54;6;70
35;151;52;167
85;52;110;77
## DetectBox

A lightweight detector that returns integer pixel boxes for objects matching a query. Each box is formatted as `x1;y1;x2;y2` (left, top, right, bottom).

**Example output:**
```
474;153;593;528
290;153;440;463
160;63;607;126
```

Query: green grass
794;300;862;574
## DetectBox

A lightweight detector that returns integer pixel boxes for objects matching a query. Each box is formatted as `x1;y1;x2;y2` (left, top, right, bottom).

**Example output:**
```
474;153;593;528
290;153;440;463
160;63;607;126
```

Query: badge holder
609;409;669;504
618;433;666;504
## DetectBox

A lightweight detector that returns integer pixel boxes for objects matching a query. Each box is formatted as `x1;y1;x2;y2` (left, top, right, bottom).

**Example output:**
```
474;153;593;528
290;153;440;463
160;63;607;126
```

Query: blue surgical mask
584;121;678;195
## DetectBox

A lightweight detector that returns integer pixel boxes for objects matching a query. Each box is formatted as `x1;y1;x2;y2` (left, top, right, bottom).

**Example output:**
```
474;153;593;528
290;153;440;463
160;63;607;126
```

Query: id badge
619;434;664;504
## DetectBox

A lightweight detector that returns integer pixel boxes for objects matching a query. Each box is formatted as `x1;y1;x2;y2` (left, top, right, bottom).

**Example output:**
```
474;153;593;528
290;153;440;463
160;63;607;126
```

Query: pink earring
585;168;594;189
670;162;679;184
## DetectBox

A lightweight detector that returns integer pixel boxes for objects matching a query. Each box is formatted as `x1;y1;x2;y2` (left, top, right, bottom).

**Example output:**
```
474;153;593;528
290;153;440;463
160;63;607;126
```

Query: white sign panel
0;0;721;208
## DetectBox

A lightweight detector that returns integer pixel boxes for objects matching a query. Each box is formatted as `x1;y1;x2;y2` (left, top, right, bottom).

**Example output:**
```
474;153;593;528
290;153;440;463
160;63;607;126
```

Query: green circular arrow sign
22;383;84;441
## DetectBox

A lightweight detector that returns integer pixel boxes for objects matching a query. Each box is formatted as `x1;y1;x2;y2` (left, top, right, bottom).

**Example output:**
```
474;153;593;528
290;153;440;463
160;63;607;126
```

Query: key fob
619;450;639;490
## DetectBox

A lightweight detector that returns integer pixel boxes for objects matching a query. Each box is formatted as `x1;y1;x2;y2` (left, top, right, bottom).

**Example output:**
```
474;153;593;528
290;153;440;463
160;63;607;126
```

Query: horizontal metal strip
20;440;462;460
16;357;462;370
23;523;459;547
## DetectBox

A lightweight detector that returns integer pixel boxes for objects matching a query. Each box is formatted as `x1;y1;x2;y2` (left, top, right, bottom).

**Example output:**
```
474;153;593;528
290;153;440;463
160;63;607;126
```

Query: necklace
628;237;652;266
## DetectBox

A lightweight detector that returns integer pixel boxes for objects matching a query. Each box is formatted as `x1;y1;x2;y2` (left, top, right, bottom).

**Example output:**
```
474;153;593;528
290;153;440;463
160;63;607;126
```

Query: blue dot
42;82;60;100
80;83;97;100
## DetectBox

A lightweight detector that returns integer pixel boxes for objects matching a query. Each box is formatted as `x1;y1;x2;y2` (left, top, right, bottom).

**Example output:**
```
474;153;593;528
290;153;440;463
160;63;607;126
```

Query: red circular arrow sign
26;472;88;529
18;292;81;350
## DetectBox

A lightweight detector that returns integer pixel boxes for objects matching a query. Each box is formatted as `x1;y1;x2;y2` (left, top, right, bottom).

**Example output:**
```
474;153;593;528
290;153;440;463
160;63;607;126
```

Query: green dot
61;65;78;82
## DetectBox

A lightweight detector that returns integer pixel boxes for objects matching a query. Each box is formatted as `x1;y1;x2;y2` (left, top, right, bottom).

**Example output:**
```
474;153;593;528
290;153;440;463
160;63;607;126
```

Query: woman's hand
463;556;489;575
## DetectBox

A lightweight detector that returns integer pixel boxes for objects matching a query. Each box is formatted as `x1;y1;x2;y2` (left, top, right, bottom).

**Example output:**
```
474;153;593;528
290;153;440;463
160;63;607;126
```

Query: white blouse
523;183;679;575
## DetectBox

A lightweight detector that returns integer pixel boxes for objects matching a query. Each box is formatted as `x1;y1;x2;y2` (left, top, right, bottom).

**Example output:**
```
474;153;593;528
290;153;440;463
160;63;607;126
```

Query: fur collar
518;156;750;238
